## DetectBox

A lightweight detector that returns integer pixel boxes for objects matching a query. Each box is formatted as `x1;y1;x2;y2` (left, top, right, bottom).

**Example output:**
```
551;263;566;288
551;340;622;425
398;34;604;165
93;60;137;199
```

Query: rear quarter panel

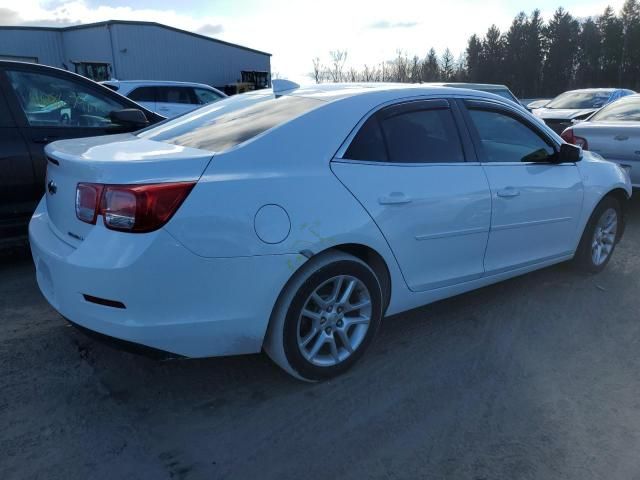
163;97;411;314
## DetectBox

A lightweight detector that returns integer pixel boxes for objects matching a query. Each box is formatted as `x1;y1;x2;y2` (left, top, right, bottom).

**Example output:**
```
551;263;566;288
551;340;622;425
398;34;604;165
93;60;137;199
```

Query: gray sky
0;0;626;83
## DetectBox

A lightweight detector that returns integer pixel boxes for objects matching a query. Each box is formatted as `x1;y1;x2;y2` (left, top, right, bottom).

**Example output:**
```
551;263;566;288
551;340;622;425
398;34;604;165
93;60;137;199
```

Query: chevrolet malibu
30;82;632;381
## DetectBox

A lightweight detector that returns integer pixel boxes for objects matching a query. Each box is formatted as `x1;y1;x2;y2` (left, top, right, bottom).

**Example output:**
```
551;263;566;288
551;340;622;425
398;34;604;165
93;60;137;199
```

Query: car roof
435;82;511;90
281;82;518;104
562;88;618;94
102;80;214;89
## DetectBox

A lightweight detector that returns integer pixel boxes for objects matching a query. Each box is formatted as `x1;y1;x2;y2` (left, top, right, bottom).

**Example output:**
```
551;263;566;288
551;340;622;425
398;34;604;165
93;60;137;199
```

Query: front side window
194;88;223;105
467;109;555;163
590;97;640;122
138;94;322;152
6;70;123;128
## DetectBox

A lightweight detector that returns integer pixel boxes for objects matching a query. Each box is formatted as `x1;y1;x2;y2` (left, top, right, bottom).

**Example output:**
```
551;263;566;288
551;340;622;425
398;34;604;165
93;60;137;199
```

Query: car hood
533;108;597;120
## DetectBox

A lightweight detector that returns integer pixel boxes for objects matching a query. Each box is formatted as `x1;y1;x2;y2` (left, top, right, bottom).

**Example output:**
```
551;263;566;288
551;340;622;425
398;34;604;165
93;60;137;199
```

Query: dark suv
0;61;164;245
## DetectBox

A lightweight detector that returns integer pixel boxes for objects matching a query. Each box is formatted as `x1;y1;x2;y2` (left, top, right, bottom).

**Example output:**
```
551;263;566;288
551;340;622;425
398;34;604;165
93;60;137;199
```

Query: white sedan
101;80;226;118
30;82;631;381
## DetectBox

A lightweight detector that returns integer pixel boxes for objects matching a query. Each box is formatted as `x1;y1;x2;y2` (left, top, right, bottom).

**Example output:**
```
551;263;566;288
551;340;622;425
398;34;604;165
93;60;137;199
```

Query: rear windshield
590;97;640;122
547;91;612;109
138;93;322;152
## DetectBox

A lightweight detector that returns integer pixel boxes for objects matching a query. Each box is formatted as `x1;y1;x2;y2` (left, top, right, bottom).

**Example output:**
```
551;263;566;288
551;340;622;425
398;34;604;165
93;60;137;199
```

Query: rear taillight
76;183;104;224
560;128;589;150
75;182;195;233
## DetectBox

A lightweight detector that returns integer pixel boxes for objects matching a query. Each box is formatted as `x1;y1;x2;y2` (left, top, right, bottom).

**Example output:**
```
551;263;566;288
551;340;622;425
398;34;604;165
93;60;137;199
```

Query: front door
460;99;584;274
332;99;492;292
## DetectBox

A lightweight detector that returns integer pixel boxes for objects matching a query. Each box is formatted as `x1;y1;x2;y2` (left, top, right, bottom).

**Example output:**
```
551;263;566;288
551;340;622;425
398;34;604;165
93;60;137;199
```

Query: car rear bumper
29;198;300;358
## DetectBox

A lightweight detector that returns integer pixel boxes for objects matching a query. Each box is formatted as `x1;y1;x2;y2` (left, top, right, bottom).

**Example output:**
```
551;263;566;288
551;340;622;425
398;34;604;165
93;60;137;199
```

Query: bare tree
329;50;348;82
310;57;324;84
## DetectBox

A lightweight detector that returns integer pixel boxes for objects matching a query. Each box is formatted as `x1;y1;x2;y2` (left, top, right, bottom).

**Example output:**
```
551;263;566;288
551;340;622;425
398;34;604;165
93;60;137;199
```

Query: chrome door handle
378;192;412;205
497;187;520;198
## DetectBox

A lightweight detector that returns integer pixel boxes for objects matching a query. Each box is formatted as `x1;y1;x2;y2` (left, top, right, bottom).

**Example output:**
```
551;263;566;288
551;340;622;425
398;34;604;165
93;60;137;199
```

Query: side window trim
458;98;559;164
339;98;473;164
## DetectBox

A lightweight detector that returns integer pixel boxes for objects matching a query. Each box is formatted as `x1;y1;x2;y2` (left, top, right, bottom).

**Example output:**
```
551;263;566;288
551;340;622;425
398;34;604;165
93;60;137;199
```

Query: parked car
102;80;226;118
30;82;631;381
524;98;552;110
533;88;635;133
0;61;164;245
431;82;523;107
561;94;640;187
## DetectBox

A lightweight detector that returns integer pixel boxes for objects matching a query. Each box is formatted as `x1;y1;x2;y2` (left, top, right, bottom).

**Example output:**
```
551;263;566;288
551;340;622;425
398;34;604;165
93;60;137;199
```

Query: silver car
561;94;640;187
533;88;635;134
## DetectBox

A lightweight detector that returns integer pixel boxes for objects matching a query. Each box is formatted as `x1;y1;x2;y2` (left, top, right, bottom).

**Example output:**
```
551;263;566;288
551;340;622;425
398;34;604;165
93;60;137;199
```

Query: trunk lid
44;133;213;246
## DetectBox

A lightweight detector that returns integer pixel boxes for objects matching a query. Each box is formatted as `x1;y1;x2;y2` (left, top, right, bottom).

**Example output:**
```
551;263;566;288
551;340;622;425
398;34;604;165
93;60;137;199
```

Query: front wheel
573;196;622;273
264;251;383;381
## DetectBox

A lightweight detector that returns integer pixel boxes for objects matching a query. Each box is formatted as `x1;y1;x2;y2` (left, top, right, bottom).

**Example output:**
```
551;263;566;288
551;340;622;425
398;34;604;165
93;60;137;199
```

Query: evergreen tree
598;6;624;85
422;48;441;81
505;12;528;95
440;48;455;81
620;0;640;89
522;10;544;96
575;18;602;87
479;25;506;83
465;34;483;82
542;7;580;95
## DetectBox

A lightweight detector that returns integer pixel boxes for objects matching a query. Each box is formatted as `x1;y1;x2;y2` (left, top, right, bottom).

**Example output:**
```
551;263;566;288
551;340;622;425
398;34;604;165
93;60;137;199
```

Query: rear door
155;86;199;117
0;79;33;236
0;64;148;208
460;99;584;274
332;98;492;292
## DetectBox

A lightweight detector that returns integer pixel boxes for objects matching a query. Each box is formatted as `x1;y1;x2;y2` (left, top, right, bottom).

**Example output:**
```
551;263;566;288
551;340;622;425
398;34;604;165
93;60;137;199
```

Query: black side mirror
109;108;149;128
557;143;582;163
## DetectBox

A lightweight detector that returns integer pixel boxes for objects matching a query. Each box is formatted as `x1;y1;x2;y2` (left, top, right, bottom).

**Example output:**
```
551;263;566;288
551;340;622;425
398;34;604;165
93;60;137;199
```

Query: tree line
309;0;640;98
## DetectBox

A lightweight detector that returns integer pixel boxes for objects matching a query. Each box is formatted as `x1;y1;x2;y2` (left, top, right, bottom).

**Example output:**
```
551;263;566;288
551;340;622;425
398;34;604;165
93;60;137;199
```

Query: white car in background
101;80;226;118
30;82;631;381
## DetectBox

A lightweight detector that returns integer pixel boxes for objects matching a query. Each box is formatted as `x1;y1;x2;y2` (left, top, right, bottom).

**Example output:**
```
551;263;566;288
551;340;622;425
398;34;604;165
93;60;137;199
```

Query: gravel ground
2;196;640;480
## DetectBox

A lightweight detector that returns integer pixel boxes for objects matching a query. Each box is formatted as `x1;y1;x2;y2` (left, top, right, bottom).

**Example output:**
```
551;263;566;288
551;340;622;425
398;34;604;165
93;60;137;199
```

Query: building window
74;62;111;82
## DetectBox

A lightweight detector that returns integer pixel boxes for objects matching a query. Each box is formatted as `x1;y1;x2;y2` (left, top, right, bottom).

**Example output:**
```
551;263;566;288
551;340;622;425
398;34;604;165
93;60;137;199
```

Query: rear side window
128;87;156;103
138;94;322;152
157;86;196;105
194;87;223;105
344;116;387;161
345;104;464;163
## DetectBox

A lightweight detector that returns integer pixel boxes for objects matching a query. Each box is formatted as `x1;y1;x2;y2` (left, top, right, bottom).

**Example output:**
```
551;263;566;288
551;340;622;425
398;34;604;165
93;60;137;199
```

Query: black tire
573;195;622;273
264;251;383;382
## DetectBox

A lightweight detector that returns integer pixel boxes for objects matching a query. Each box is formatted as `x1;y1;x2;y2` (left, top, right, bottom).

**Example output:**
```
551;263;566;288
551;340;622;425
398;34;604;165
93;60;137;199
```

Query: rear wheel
264;251;383;381
573;196;621;273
